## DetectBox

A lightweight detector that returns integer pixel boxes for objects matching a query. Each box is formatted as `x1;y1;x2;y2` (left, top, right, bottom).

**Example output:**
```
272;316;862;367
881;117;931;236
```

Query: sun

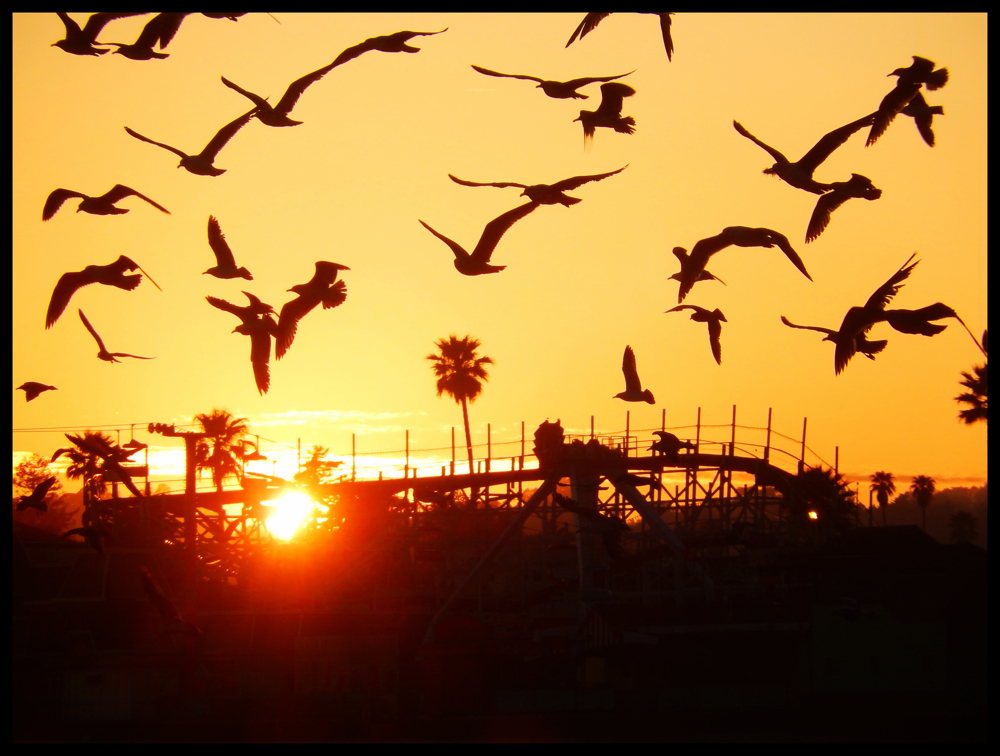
264;491;315;541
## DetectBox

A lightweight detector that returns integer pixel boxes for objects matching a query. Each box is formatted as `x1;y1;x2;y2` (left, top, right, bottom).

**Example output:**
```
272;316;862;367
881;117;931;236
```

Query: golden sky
12;13;987;495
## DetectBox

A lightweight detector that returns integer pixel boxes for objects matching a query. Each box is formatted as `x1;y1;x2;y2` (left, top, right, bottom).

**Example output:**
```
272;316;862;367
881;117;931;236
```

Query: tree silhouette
60;431;115;529
948;510;977;544
789;465;857;533
869;470;896;527
955;329;987;425
294;445;343;487
12;454;80;534
427;335;493;498
13;453;63;499
910;475;937;532
193;408;250;493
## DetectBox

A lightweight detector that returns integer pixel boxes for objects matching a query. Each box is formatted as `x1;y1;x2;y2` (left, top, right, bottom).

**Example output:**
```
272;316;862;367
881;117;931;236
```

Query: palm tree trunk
921;505;927;532
461;396;477;506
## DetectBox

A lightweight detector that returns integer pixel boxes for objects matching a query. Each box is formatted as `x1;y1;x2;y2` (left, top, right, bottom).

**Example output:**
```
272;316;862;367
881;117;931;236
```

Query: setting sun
264;491;315;540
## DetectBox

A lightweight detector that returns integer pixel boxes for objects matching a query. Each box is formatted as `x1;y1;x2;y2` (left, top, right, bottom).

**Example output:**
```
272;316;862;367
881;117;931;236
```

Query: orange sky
12;14;987;498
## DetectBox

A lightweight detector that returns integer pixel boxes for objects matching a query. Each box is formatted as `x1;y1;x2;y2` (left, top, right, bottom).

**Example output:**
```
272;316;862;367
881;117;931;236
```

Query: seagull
867;56;948;147
670;226;811;303
331;28;447;67
63;527;109;553
666;305;727;365
78;309;155;364
614;345;655;404
566;13;674;60
900;92;944;147
139;566;202;636
64;433;143;497
780;316;888;363
419;201;540;276
16;382;58;402
124;108;256;176
204;216;252;280
206;291;275;325
805;174;882;243
102;13;184;59
275;262;350;360
233;314;279;395
448;165;627;207
16;477;58;512
46;255;161;329
649;431;696;459
574;82;636;146
51;12;145;56
43;184;170;221
733;114;876;195
220;57;339;127
470;65;634;100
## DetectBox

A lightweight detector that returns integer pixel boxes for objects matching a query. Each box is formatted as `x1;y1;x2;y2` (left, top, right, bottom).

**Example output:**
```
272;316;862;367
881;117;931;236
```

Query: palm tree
193;408;250;493
789;465;857;533
427;335;493;483
61;430;115;529
956;363;987;425
869;471;896;527
909;475;936;532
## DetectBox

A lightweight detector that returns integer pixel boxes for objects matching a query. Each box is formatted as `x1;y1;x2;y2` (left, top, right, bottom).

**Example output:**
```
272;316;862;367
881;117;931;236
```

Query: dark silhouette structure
448;165;627;206
221;58;339;127
102;13;184;60
204;216;253;280
614;345;655;403
648;429;696;459
16;382;57;402
420;202;540;276
805;173;882;242
124;109;255;176
331;28;447;67
51;12;144;56
670;226;811;303
574;82;636;145
470;64;634;100
901;92;944;147
733;114;875;194
15;476;57;512
566;12;674;60
667;305;727;365
46;255;161;329
43;184;170;220
275;261;350;359
77;309;154;365
63;432;143;498
867;56;949;147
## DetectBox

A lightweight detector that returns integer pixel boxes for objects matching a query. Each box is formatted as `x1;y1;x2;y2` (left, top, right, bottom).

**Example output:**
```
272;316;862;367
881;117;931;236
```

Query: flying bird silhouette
867;56;948;147
204;216;252;280
733;114;876;195
780;316;888;364
78;309;155;364
52;12;145;56
43;183;170;221
805;174;882;243
574;82;636;146
470;64;634;100
331;28;447;67
566;13;674;60
900;92;944;147
614;345;655;403
233;314;279;395
419;201;540;276
670;226;811;303
649;431;696;460
666;305;727;365
46;255;161;329
63;527;109;553
275;262;350;359
220;57;339;127
448;165;627;207
206;291;275;325
102;13;184;59
124;108;255;176
139;566;202;636
64;432;143;497
16;476;58;512
16;382;58;402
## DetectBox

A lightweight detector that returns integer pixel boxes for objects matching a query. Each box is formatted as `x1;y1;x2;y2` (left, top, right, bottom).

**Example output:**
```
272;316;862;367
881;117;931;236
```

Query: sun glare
264;491;315;541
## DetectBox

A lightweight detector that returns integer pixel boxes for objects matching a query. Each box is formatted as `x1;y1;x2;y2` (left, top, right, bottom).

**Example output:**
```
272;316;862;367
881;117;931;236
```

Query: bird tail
238;267;253;280
116;274;143;291
321;280;347;309
614;117;636;134
559;197;583;207
925;68;949;91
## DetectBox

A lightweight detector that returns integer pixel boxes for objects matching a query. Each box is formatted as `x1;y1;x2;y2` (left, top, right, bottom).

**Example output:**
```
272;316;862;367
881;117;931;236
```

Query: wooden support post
764;408;772;462
590;415;595;440
352;433;356;482
405;430;409;478
835;446;839;474
661;407;666;431
799;417;808;474
451;427;456;476
625;410;631;456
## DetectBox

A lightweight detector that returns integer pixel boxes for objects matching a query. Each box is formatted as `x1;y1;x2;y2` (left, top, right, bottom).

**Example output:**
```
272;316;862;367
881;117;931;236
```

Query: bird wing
903;93;938;146
471;201;539;263
125;126;187;158
595;82;636;117
551;164;628;191
768;230;813;280
220;76;269;108
130;13;170;48
419;220;468;263
566;13;610;47
780;315;835;337
448;173;526;190
103;184;170;214
139;567;183;621
689;232;732;268
42;188;87;221
563;71;635;89
656;13;674;60
82;12;145;42
110;351;155;360
321;279;347;309
56;12;82;37
35;477;58;499
275;297;312;360
732;120;789;165
153;12;187;48
312;261;351;286
867;81;920;147
470;64;542;83
206;295;243;318
275;60;338;114
708;316;724;365
248;325;272;393
622;345;642;392
200;108;256;161
798;112;877;174
207;215;238;267
884;303;956;335
78;309;108;352
666;304;700;315
46;270;95;328
111;255;161;292
331;39;373;67
805;189;850;242
864;253;918;312
835;306;888;374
